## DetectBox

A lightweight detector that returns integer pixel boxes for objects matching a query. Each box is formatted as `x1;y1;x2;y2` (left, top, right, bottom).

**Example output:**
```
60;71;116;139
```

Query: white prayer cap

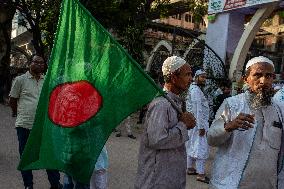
194;69;206;80
274;85;281;90
162;56;186;76
245;56;274;71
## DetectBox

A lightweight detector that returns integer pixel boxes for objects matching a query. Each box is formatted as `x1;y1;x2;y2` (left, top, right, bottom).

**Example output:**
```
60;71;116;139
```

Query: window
185;14;192;22
177;14;181;20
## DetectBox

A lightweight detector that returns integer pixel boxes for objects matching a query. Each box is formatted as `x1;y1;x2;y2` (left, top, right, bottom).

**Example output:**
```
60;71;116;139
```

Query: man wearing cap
208;56;284;189
185;69;210;184
135;56;196;189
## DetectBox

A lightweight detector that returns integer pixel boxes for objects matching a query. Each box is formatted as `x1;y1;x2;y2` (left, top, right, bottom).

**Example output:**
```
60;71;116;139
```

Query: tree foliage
12;0;208;63
185;0;208;23
12;0;172;63
81;0;171;64
14;0;61;58
0;0;16;66
0;0;16;99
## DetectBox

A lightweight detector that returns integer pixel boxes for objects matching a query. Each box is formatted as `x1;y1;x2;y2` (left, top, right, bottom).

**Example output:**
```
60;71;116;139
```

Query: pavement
0;104;213;189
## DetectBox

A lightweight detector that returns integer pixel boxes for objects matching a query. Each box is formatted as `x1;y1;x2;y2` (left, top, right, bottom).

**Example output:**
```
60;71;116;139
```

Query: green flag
18;0;163;183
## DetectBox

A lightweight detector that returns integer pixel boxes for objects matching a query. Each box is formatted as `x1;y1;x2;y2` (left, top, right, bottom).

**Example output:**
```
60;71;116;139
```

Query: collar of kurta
191;82;200;87
163;88;183;103
27;71;44;79
191;82;204;91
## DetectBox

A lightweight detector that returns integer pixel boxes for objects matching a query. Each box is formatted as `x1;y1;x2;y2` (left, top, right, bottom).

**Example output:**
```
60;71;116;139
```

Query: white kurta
274;87;284;188
186;83;209;159
208;92;284;189
274;87;284;109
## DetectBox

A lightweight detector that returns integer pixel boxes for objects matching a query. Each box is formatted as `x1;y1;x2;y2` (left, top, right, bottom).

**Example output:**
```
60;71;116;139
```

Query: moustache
252;87;274;98
255;86;272;92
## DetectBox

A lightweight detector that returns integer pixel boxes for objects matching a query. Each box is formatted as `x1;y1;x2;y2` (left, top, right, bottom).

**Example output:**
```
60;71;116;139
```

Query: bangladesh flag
18;0;163;183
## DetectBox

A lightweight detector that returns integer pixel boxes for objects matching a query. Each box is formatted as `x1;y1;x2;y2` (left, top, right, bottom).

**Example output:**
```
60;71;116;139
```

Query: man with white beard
208;56;284;189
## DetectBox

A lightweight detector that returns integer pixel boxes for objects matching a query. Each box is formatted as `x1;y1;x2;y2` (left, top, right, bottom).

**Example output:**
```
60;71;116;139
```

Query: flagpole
163;94;183;114
77;0;184;115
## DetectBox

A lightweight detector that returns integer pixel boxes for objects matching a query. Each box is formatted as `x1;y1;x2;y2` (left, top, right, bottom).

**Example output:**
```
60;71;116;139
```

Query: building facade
250;12;284;81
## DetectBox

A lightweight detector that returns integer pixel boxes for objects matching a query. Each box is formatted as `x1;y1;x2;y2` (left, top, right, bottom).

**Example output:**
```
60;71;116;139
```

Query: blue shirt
95;146;108;170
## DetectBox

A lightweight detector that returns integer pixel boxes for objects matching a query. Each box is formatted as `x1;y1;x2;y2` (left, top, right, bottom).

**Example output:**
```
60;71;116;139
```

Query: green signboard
208;0;281;15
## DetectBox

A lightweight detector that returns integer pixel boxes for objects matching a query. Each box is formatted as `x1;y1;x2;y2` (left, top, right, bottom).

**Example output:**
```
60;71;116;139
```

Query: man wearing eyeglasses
9;55;62;189
208;56;284;189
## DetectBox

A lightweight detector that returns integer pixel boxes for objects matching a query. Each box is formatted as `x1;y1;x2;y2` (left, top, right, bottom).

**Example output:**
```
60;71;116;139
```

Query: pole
162;93;183;114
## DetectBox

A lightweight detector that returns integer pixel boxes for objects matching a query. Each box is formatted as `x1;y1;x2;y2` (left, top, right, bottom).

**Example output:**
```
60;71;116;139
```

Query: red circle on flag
48;80;102;128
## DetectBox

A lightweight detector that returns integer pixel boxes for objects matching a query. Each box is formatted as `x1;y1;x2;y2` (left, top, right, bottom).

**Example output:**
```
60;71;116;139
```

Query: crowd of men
135;55;284;189
6;54;284;189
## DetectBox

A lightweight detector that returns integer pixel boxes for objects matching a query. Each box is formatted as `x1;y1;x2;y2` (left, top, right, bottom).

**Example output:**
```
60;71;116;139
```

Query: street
0;104;213;189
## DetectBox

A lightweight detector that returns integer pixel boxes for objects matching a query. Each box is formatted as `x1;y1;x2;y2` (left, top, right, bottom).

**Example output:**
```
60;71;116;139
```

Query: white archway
146;40;172;72
229;2;278;80
183;34;206;59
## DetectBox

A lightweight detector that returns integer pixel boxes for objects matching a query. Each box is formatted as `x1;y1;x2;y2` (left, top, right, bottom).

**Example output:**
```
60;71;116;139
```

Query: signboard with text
208;0;280;14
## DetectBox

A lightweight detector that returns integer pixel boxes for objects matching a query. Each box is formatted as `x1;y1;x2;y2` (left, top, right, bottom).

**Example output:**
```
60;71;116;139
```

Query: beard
198;83;206;88
248;87;275;109
196;82;206;91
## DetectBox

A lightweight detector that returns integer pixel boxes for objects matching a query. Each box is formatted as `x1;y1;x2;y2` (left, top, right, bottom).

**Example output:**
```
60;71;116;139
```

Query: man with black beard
186;70;210;183
9;55;62;189
208;56;284;189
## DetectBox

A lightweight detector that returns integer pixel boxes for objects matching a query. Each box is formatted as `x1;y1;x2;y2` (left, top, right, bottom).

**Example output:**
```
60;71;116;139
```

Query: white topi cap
194;69;206;80
162;56;186;76
245;56;274;71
